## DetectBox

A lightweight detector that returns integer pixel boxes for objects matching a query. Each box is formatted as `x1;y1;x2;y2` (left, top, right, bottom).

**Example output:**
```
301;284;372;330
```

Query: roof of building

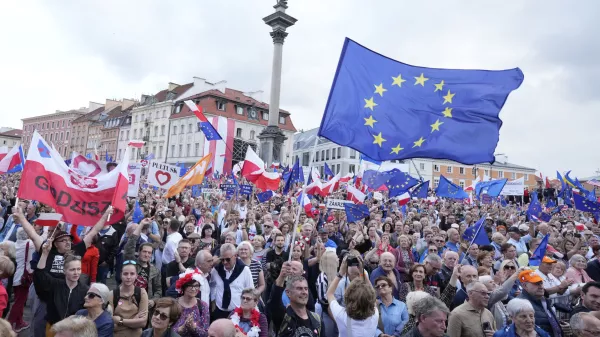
171;88;296;132
21;109;87;122
72;107;106;124
0;129;22;138
153;83;194;103
581;175;600;182
293;127;536;171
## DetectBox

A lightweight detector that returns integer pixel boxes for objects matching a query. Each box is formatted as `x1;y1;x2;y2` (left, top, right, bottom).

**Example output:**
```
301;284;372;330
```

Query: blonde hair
0;256;14;277
319;250;339;282
51;316;97;336
0;242;15;261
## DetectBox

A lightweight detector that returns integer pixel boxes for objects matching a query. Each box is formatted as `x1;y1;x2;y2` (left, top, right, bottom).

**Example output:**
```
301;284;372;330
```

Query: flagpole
288;135;320;262
459;214;487;264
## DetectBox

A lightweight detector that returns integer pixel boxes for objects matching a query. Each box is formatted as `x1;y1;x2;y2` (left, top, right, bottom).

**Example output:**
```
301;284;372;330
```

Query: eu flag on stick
132;201;144;224
435;175;468;199
283;159;303;194
386;169;419;197
462;215;490;246
256;190;274;203
529;234;549;267
475;179;508;198
573;193;600;213
318;38;524;164
185;100;222;141
344;203;370;223
410;180;429;199
527;191;543;220
324;162;334;180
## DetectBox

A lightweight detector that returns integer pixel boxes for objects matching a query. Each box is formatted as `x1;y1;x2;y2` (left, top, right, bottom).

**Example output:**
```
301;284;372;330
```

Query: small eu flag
185;100;222;141
132;201;144;224
529;234;549;267
318;38;524;165
256;190;274;203
527;191;543;220
573;193;600;213
385;169;419;197
435;175;468;199
462;215;490;246
475;179;508;198
344;203;370;223
283;159;304;194
324;162;334;179
411;180;429;199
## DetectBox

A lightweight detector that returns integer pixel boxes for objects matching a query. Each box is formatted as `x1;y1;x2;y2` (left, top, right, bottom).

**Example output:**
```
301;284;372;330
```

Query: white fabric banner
127;164;142;197
500;177;525;196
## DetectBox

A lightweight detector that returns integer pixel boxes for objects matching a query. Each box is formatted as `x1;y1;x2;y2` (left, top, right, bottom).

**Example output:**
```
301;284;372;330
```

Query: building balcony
142;136;150;142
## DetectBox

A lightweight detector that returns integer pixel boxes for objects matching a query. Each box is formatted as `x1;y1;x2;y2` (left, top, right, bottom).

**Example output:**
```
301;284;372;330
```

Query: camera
347;255;360;267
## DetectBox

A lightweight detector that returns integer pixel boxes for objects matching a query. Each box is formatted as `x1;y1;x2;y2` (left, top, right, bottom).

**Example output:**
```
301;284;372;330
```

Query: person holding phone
447;281;496;337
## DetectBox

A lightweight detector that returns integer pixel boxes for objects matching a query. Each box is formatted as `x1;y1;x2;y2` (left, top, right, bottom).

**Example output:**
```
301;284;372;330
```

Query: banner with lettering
147;161;181;190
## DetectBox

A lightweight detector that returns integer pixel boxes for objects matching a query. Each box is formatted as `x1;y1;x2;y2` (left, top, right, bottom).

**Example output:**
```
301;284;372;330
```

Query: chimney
244;90;264;102
88;101;104;112
214;80;227;94
122;99;137;110
168;82;180;91
105;99;121;111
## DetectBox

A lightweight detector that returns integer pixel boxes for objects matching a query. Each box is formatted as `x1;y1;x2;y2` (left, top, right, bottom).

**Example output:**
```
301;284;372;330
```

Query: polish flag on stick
128;140;145;148
35;213;63;226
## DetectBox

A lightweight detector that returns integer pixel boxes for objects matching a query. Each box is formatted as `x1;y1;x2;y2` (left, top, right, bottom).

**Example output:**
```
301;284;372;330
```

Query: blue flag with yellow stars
475;179;508;198
462;215;490;246
529;234;549;267
386;169;419;197
344;203;370;223
435;175;468;199
527;191;543;220
411;180;429;199
132;201;144;224
573;193;600;213
318;38;524;165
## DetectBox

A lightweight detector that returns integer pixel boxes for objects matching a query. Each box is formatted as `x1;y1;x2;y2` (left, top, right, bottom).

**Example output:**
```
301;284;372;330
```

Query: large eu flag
318;38;524;164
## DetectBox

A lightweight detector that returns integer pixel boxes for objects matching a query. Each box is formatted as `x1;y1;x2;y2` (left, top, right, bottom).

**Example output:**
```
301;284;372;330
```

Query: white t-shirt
330;299;379;337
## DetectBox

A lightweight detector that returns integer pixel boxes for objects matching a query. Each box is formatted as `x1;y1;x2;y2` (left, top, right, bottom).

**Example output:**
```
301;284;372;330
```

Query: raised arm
12;207;43;251
83;206;113;248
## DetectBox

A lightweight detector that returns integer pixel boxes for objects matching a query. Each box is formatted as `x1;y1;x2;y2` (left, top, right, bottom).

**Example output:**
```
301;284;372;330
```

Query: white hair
506;298;534;317
569;254;586;266
237;241;254;255
479;275;493;284
466;281;484;292
16;228;29;241
220;243;236;256
406;291;431;315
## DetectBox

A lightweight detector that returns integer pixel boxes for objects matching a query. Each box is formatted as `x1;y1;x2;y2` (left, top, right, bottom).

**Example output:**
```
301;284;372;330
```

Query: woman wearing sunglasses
173;268;210;336
75;282;114;337
142;297;182;337
109;260;149;337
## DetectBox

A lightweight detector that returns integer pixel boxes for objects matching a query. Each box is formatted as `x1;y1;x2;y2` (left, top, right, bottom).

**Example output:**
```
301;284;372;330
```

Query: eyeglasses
186;284;200;290
153;310;169;321
123;260;137;265
375;284;389;289
222;257;233;263
241;296;256;302
86;293;102;300
264;225;273;228
189;239;197;244
434;240;444;242
504;265;516;270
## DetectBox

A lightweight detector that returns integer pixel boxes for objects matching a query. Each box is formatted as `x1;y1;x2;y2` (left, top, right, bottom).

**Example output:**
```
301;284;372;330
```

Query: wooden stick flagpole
288;135;320;262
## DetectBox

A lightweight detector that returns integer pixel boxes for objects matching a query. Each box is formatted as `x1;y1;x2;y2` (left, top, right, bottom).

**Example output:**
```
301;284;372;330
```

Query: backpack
113;286;142;311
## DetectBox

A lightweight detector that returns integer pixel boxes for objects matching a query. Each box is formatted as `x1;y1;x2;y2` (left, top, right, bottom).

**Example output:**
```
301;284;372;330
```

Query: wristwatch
336;273;343;279
119;317;124;326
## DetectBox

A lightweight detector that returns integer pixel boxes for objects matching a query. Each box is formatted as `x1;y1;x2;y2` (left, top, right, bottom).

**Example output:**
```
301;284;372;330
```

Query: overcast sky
1;1;598;178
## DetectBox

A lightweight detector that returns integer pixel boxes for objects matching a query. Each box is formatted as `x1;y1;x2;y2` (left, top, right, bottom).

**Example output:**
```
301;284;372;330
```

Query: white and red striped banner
203;116;234;174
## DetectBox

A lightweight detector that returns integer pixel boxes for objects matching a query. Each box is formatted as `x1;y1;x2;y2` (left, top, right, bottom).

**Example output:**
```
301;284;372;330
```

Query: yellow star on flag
374;83;387;97
414;73;429;86
430;119;444;132
442;107;453;118
364;97;377;111
364;115;377;128
413;137;425;148
392;74;406;87
443;90;455;104
434;80;445;92
373;132;386;147
390;144;404;154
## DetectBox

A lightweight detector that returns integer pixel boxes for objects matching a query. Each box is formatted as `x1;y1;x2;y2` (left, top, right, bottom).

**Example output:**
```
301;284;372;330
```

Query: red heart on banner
72;156;102;177
155;171;171;186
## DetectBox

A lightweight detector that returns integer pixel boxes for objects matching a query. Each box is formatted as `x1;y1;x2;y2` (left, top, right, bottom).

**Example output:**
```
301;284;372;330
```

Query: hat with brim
53;231;73;242
542;256;556;264
518;270;543;284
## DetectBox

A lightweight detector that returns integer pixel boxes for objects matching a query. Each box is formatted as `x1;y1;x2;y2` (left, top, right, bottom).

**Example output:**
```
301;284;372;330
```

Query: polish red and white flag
35;213;63;227
203;116;235;174
128;140;146;148
19;131;130;226
346;183;366;204
241;147;280;191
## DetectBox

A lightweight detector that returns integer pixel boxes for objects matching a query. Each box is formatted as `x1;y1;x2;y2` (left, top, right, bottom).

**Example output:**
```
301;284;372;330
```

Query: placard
373;192;383;201
201;188;222;194
239;185;253;195
127;164;142;197
147;161;181;190
220;183;237;190
500;177;525;196
326;199;352;210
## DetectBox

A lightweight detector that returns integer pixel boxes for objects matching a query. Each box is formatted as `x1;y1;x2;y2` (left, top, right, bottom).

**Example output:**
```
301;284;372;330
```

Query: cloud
1;0;598;177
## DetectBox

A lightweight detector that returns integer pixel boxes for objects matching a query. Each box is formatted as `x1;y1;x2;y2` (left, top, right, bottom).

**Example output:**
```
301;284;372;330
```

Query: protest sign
147;161;181;190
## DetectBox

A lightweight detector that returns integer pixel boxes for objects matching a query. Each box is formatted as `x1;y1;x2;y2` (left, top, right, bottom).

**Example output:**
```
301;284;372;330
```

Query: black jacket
33;269;89;324
518;290;562;336
268;283;317;335
96;226;119;266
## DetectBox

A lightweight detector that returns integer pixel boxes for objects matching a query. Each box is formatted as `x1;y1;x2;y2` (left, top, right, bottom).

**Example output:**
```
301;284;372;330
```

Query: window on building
302;152;309;166
66;131;69;140
178;145;183;157
337;147;342;159
188;124;192;133
60;133;64;141
152;147;156;156
195;143;200;156
434;178;440;187
332;148;336;159
472;167;477;175
349;164;356;173
126;130;130;140
141;114;145;121
236;106;243;115
262;112;268;120
337;164;341;173
171;145;175;157
446;166;453;174
497;170;504;178
154;126;158;136
434;164;440;172
135;115;138;122
217;101;226;111
134;129;138;139
350;149;356;159
162;110;166;118
180;124;185;134
511;172;516;179
130;148;135;160
236;128;242;138
321;150;325;161
50;134;53;141
186;144;191;156
250;130;255;140
418;163;425;170
175;105;182;114
459;167;464;175
484;169;489;176
52;122;55;128
120;131;124;140
173;126;177;135
279;115;285;124
155;111;159;119
459;181;465;188
62;120;65;127
315;151;319;162
46;122;49;129
326;150;330;160
118;149;122;160
160;125;165;136
159;146;163;158
524;174;528;181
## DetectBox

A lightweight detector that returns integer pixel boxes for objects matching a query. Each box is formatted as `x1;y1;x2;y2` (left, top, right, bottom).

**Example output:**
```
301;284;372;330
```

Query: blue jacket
518;290;562;336
493;323;550;337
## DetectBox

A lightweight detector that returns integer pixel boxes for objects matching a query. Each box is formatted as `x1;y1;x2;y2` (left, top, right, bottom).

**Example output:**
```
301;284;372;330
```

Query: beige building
0;129;22;148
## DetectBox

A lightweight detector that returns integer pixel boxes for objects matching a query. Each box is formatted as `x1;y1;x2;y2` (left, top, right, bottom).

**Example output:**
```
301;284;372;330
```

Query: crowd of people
0;171;598;337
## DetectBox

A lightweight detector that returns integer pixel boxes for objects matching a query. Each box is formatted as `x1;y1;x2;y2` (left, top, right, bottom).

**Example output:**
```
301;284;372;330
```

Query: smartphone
482;322;492;331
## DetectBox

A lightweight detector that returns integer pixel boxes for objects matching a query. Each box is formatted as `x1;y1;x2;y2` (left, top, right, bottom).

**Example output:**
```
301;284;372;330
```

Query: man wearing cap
518;269;563;337
535;256;573;297
507;224;533;256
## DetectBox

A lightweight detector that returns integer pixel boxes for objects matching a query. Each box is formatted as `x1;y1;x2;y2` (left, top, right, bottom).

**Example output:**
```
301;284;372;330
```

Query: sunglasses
123;260;137;266
222;257;233;263
429;249;438;252
153;310;169;321
504;265;516;270
264;225;273;228
241;296;256;302
86;292;102;300
375;284;388;289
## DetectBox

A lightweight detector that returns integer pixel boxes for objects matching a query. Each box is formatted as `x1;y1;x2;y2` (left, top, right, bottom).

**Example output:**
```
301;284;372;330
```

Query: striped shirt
244;259;262;288
316;272;329;306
